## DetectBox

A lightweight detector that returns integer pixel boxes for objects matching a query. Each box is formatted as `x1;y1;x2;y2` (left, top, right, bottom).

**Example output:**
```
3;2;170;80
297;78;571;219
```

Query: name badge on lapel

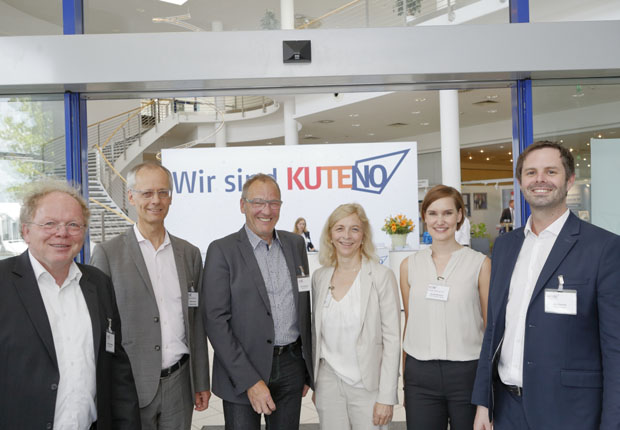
105;318;115;353
426;284;450;301
188;281;199;308
297;265;311;292
545;275;577;315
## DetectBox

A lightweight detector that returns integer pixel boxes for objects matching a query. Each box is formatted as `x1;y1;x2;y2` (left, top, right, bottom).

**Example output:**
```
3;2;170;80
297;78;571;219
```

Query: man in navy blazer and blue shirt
472;141;620;430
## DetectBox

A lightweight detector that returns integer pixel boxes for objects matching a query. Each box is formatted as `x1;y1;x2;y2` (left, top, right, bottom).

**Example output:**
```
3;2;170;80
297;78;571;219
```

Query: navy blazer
472;212;620;430
0;251;140;429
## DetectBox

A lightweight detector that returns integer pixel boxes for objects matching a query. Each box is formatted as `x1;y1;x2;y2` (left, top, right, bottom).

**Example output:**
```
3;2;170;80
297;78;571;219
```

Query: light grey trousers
139;360;193;430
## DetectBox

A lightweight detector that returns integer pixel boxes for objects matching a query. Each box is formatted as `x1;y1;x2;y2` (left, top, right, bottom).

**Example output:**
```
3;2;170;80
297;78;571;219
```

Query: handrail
296;0;362;29
89;197;134;224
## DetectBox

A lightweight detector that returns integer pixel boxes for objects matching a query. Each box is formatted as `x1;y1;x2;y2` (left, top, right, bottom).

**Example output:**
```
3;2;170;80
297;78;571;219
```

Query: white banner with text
162;142;419;255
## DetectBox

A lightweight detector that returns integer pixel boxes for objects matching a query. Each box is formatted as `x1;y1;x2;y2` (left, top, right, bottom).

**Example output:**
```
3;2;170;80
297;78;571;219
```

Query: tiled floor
190;342;407;429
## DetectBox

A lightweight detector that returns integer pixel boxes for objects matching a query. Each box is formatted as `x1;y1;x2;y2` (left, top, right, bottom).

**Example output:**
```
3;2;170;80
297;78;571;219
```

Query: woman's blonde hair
318;203;377;266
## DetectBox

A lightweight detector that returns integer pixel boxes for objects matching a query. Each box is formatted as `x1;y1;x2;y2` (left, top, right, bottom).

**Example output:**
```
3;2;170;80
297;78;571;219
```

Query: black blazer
0;251;140;429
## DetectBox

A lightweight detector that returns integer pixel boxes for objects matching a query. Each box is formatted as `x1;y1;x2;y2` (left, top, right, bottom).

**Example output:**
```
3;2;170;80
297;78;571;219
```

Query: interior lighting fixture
576;163;580;167
508;151;512;155
510;159;513;162
480;149;484;153
588;164;591;167
159;0;188;5
583;157;587;161
468;156;473;160
487;109;498;114
317;119;334;124
352;124;361;127
586;142;590;146
349;113;359;118
569;148;573;152
420;122;429;126
560;139;564;143
598;134;602;138
267;142;273;145
415;98;427;102
486;157;490;161
486;95;498;99
368;132;375;136
411;111;421;115
586;184;590;187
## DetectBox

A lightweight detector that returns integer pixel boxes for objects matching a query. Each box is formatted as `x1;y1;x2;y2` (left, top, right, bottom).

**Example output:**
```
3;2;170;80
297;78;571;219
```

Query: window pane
532;81;620;234
0;0;62;36
0;96;65;258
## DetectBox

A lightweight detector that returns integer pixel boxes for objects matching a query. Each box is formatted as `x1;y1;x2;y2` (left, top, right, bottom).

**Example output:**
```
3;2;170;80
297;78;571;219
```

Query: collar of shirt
244;224;281;250
28;249;82;287
134;223;171;251
523;208;570;239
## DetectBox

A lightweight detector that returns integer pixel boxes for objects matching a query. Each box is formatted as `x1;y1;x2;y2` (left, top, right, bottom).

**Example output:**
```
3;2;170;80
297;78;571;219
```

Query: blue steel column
63;0;89;262
510;0;532;227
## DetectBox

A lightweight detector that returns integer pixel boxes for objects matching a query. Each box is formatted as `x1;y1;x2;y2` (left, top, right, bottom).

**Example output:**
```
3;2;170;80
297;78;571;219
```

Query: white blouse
403;246;486;361
320;272;364;388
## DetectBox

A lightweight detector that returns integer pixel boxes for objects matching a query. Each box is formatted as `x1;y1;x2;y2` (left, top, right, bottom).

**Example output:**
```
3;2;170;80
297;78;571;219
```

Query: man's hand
194;390;211;411
473;405;493;430
373;402;393;426
302;384;310;397
247;380;276;415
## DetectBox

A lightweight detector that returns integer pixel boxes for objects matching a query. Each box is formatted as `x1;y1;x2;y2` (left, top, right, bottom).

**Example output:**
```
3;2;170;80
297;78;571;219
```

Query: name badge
297;276;311;292
188;291;199;307
105;318;115;353
544;289;577;315
426;284;450;301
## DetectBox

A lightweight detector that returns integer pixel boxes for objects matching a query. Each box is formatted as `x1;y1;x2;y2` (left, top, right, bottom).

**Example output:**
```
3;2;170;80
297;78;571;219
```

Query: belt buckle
275;345;286;355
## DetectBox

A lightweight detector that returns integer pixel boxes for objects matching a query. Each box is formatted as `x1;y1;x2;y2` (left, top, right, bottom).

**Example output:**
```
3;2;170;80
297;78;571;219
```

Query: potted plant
382;214;415;250
470;222;491;255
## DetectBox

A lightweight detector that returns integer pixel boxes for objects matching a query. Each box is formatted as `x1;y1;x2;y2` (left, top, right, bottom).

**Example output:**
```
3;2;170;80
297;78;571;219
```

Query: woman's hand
373;402;393;426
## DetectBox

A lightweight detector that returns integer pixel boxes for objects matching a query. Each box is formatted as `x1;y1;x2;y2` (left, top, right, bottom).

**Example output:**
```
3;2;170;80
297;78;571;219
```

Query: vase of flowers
382;214;415;250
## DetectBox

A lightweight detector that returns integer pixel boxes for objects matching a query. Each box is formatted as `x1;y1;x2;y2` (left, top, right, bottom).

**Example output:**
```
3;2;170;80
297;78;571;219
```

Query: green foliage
260;9;280;30
0;98;57;196
471;222;490;238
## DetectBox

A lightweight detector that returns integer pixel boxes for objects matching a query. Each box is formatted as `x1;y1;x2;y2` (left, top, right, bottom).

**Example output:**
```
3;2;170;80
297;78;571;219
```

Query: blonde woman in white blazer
312;203;401;430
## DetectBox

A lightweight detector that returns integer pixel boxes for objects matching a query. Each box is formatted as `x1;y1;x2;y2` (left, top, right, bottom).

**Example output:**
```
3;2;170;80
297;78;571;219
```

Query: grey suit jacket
312;258;401;405
203;227;313;404
90;226;210;407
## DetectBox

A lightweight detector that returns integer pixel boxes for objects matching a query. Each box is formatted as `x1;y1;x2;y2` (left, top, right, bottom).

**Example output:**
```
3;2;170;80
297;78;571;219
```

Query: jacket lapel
12;251;58;368
237;228;272;311
125;227;157;301
492;231;525;326
279;231;300;312
78;265;101;362
170;235;190;337
359;258;372;326
529;212;579;303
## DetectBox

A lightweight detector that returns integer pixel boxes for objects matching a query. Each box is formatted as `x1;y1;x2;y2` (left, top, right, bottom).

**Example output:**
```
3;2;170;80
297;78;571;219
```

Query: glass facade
531;81;620;233
0;96;66;258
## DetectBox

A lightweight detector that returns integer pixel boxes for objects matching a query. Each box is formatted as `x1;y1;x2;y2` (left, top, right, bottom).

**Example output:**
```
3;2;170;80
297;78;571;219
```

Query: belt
273;338;301;356
161;354;189;378
501;382;523;397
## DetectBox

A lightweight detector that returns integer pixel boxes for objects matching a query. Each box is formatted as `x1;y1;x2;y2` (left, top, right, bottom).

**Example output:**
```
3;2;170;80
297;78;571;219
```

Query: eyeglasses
131;189;172;199
243;198;283;210
27;221;87;236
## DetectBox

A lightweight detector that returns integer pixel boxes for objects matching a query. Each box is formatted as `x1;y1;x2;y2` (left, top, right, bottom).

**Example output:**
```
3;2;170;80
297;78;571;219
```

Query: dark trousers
493;382;532;430
223;342;306;430
403;355;478;430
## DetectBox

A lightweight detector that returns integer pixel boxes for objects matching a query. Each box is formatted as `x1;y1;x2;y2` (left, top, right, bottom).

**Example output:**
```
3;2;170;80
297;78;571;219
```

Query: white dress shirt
498;209;570;387
29;251;97;430
320;273;364;388
134;225;189;369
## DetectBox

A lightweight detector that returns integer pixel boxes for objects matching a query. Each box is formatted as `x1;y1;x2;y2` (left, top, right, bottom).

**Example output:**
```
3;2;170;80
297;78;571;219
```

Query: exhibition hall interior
1;0;620;427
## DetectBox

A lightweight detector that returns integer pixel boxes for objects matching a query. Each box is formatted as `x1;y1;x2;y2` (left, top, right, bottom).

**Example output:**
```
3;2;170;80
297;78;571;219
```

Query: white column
283;97;299;145
280;0;295;30
439;90;461;191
